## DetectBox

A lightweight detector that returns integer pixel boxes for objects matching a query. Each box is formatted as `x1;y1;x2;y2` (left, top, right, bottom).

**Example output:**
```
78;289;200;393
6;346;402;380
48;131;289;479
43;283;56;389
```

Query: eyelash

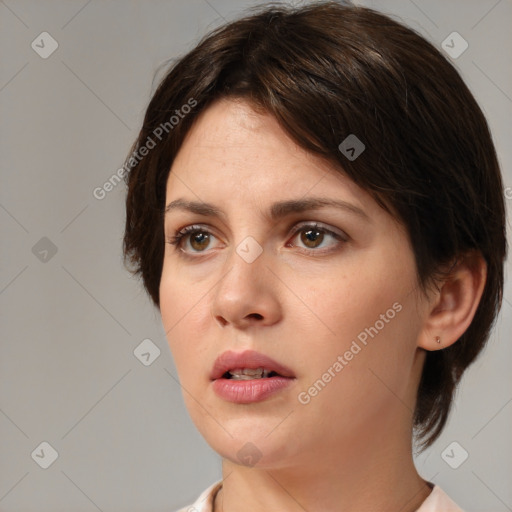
165;222;347;258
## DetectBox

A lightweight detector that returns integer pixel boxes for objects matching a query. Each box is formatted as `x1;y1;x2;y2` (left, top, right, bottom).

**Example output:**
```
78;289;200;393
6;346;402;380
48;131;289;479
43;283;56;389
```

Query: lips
210;350;295;381
210;350;295;404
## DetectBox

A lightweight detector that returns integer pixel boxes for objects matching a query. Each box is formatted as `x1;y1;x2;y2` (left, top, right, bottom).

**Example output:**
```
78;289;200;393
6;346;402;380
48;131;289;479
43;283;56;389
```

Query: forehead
166;98;370;208
172;98;310;172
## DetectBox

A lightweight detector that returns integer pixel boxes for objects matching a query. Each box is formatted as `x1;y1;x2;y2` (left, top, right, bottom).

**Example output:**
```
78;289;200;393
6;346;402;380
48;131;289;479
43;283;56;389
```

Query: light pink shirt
174;480;465;512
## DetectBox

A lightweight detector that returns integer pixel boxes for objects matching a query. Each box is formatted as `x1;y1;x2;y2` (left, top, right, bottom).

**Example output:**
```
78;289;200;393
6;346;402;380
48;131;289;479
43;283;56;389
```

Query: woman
122;2;506;511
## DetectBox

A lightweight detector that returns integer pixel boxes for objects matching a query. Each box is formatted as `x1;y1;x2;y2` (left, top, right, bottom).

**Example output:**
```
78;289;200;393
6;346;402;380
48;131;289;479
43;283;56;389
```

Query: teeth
228;367;273;380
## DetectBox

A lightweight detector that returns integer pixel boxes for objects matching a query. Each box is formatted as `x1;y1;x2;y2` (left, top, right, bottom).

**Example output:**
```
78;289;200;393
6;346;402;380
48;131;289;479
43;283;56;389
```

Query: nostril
248;313;263;320
215;316;228;326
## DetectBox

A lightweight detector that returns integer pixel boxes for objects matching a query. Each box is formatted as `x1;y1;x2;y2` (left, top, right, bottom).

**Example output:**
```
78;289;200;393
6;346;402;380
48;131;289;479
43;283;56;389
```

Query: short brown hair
123;1;507;450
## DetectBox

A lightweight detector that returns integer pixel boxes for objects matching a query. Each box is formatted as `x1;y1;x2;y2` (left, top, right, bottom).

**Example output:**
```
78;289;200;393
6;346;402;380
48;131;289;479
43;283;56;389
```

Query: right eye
166;225;220;255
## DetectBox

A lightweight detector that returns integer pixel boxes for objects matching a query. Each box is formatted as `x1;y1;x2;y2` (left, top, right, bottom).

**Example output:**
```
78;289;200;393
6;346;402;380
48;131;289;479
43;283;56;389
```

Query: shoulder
417;485;465;512
172;480;223;512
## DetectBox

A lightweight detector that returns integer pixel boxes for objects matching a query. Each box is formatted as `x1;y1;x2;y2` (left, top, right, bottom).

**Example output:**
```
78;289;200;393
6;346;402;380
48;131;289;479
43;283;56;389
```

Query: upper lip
210;350;295;380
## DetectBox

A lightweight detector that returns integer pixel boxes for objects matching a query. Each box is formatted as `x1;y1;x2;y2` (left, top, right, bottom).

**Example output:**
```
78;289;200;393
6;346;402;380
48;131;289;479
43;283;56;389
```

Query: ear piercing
435;336;441;344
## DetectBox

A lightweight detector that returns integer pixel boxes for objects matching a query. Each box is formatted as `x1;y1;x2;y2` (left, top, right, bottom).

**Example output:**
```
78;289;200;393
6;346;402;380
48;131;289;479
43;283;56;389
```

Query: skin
160;98;486;512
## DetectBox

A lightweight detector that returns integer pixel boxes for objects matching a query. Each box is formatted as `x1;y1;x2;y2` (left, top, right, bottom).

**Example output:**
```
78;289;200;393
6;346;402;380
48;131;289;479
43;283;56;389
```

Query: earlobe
418;251;487;351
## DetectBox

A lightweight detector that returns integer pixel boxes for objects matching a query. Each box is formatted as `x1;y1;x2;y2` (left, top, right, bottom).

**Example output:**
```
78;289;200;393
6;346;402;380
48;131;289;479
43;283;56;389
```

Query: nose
210;240;282;330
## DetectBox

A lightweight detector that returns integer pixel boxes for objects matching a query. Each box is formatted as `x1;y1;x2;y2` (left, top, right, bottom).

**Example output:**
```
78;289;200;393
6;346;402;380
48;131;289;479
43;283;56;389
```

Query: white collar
177;480;465;512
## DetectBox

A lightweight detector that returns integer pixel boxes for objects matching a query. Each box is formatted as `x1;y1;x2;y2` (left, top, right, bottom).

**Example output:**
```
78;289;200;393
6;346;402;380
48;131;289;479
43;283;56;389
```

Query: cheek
159;270;181;342
295;250;419;397
293;253;409;348
159;266;198;371
159;261;218;393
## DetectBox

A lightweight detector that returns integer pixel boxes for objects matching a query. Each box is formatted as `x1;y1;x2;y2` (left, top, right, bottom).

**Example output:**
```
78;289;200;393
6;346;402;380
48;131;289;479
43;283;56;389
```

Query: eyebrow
164;197;369;222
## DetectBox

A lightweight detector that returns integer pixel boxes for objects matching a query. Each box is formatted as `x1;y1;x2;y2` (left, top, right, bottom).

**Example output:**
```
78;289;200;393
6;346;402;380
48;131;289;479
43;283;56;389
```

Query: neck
214;418;431;512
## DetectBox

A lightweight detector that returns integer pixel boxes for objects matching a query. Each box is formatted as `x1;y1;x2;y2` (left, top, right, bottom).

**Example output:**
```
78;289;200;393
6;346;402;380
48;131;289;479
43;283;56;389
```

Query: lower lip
211;376;294;403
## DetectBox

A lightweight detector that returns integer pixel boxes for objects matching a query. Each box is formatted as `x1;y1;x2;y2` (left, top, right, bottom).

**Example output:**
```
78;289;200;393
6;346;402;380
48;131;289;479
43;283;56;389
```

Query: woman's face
160;98;430;469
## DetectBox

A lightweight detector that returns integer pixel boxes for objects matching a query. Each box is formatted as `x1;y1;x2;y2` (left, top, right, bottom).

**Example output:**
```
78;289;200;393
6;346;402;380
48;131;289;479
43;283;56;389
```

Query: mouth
210;350;295;403
210;349;295;381
222;368;282;380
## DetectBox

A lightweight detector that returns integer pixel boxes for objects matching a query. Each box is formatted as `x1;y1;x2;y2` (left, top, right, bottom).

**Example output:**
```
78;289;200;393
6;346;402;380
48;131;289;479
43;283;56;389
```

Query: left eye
287;223;345;252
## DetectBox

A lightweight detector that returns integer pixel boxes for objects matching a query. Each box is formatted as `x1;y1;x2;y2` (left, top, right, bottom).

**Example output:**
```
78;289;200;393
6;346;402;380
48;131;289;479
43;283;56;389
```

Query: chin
212;436;295;470
193;412;300;469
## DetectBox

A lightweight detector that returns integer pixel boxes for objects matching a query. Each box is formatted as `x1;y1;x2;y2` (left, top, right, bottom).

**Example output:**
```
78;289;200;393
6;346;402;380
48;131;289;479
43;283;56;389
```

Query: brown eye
189;231;211;251
288;223;346;253
300;228;325;249
166;225;218;253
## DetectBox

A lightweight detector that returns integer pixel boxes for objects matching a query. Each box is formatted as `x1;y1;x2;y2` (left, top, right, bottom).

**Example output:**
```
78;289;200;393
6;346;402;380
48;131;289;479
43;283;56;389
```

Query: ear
417;251;487;351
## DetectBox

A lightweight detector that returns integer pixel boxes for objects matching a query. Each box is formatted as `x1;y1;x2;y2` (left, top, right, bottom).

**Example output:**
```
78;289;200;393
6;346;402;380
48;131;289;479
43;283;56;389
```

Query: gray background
1;0;511;511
